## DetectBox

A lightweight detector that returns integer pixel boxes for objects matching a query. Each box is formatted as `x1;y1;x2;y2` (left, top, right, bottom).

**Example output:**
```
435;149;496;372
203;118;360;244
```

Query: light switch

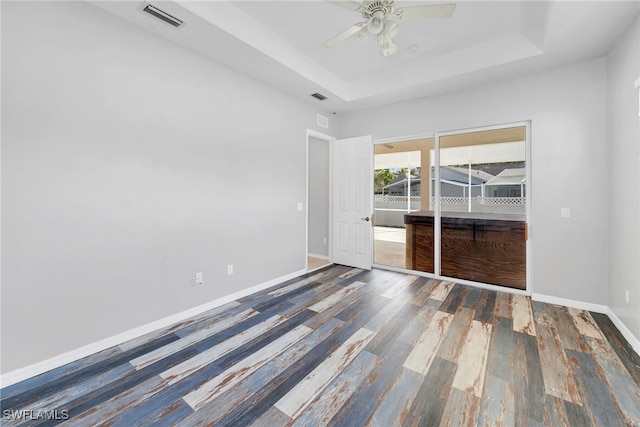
561;208;570;218
297;202;303;211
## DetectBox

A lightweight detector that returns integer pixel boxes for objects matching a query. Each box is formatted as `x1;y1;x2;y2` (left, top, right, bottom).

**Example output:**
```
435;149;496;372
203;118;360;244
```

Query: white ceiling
91;0;639;112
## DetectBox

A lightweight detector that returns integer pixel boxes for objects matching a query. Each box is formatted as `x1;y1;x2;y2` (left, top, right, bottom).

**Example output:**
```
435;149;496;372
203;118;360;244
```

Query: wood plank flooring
1;265;639;426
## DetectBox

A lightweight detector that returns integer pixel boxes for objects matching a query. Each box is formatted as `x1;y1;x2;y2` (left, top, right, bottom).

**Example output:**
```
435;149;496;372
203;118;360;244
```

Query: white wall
1;1;333;373
308;137;330;258
607;15;640;340
339;59;610;306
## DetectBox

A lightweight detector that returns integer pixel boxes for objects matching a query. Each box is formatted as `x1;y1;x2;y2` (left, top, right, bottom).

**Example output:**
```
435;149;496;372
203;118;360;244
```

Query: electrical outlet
227;264;234;275
195;272;203;285
323;237;327;244
297;202;303;211
625;290;630;304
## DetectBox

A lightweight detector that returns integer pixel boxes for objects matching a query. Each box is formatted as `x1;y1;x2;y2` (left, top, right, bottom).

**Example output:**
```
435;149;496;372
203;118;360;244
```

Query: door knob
361;217;370;222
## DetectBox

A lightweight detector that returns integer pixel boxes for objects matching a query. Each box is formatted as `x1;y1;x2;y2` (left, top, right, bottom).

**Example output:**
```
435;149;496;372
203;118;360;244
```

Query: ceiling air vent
143;4;184;28
311;93;327;101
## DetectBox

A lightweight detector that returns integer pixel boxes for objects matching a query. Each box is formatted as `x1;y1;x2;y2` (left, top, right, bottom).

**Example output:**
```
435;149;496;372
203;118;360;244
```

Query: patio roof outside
485;168;526;186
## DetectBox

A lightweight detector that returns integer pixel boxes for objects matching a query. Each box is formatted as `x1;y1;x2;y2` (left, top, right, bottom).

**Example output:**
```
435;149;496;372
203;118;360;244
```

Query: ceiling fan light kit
324;0;455;56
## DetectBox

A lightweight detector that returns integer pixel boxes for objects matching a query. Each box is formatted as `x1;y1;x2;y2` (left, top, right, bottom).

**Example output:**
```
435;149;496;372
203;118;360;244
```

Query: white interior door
332;135;373;270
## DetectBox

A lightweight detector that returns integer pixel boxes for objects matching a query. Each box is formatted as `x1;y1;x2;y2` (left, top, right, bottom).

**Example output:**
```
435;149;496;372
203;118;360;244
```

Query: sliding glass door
373;139;432;269
375;123;529;291
437;126;527;289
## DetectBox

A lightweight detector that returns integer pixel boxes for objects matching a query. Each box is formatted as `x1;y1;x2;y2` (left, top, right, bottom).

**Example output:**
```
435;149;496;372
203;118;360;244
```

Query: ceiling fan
324;0;456;56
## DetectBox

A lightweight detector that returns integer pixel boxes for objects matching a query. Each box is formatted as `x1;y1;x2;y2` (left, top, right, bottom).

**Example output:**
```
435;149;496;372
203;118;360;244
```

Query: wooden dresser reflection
405;211;526;290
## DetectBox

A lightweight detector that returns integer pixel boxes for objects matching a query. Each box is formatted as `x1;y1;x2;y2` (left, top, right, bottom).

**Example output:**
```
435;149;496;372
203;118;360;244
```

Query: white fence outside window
374;195;526;227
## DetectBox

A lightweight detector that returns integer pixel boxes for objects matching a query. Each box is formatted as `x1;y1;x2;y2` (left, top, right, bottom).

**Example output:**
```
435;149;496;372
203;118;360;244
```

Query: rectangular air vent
311;93;327;101
143;4;184;28
317;114;329;129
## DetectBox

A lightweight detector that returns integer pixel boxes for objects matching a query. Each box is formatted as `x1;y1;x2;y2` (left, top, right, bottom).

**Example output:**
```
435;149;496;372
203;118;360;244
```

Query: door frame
373;121;532;296
305;129;335;271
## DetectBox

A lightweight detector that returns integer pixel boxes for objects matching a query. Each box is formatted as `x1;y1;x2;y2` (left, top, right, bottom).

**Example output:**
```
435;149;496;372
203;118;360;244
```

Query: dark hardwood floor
1;265;639;426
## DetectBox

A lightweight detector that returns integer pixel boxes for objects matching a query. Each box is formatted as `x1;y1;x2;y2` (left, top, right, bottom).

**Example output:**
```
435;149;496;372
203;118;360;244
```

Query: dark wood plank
330;339;413;426
402;356;457;427
474;289;497;324
584;336;640;425
485;316;514;383
590;311;640;387
513;331;547;426
567;348;626;427
563;400;593;427
439;284;469;314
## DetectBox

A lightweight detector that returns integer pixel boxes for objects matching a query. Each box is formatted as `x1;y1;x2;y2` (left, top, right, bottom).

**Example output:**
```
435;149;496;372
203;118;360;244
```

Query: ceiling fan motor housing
361;0;396;21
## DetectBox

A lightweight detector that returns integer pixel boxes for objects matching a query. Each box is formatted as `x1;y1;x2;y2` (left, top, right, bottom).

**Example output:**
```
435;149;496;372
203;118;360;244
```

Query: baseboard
532;292;640;357
531;292;609;314
307;253;329;260
0;269;306;388
606;308;640;356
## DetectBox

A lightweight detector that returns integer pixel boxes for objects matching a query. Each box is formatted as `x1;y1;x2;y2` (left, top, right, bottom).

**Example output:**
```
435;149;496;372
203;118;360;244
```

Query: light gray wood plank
567;307;605;339
183;324;313;411
290;350;376;427
404;310;454;375
452;320;492;398
439;387;481;427
160;314;285;385
174;381;256;427
118;301;241;352
308;281;366;312
274;327;376;419
381;274;419;299
426;280;455;301
130;308;258;370
535;322;582;404
267;270;333;297
244;318;344;392
477;375;514;427
511;294;536;336
494;292;512;319
437;306;475;362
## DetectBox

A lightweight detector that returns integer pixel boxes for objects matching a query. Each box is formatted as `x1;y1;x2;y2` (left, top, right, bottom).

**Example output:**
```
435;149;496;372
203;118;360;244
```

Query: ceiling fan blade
395;3;456;19
323;22;366;48
326;0;364;12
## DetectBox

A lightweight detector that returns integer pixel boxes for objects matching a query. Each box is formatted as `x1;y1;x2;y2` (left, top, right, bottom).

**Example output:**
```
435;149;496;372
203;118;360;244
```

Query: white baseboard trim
606;308;640;356
531;292;609;314
532;292;640;357
0;269;306;388
307;253;329;260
